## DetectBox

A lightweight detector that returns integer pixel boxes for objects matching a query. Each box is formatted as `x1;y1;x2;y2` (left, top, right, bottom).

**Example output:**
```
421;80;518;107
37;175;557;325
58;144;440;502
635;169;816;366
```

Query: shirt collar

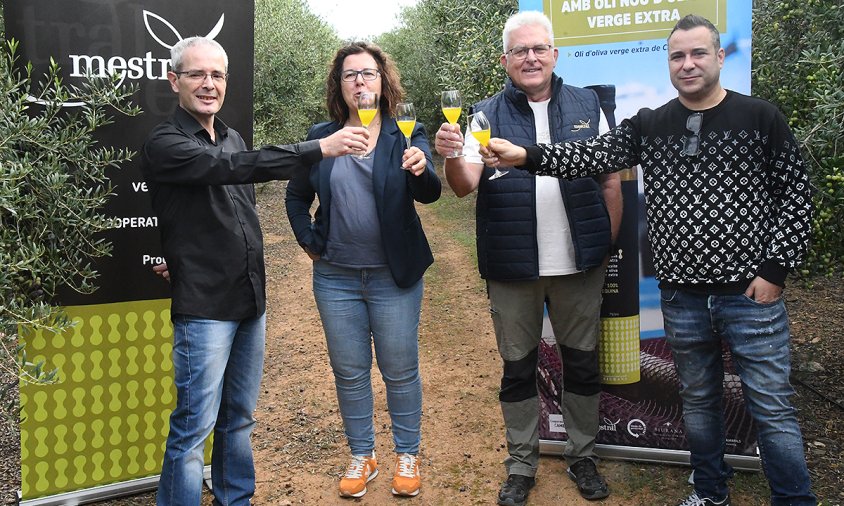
173;106;230;140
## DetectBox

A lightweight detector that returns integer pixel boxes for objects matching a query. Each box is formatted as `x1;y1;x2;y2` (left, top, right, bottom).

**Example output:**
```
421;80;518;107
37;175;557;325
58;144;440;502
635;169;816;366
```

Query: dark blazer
285;115;441;288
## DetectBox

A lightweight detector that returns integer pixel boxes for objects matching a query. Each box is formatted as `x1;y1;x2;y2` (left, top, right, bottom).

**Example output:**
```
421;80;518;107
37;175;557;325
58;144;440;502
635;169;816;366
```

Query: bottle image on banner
586;84;641;397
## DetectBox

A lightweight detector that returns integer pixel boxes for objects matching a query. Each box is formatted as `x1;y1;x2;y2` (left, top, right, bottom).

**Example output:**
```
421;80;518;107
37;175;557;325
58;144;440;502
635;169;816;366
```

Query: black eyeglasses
683;112;702;157
174;70;228;82
506;44;553;60
341;68;380;82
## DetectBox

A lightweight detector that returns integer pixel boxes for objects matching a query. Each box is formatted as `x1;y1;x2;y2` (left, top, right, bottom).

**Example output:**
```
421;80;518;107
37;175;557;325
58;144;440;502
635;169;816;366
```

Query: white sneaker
678;491;731;506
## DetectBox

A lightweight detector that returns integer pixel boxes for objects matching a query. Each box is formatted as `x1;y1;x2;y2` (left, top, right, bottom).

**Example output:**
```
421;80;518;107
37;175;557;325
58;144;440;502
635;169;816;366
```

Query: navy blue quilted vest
473;75;611;280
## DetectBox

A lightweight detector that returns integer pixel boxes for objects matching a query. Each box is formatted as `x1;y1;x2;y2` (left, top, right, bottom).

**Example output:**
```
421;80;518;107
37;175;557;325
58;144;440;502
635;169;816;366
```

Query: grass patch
604;460;769;504
427;159;478;259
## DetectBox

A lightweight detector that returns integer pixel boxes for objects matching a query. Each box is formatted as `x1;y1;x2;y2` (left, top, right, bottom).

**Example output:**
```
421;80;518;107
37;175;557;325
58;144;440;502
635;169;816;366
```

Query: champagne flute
468;111;507;180
396;102;416;151
356;91;378;159
441;90;463;158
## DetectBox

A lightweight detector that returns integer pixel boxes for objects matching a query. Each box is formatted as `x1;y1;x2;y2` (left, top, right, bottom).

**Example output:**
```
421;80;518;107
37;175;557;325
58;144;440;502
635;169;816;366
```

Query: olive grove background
1;0;842;413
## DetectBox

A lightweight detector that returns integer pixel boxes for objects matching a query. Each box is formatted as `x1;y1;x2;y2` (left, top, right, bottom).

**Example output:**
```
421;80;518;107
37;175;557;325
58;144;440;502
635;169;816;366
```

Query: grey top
324;154;388;268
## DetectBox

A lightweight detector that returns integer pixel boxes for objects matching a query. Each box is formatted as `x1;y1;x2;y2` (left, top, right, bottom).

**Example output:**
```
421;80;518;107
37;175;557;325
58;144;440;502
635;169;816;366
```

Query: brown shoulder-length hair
325;41;405;124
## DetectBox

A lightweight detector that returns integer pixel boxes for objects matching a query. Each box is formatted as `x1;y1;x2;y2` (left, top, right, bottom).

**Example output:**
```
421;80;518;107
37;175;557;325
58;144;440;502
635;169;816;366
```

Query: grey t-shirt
323;155;388;268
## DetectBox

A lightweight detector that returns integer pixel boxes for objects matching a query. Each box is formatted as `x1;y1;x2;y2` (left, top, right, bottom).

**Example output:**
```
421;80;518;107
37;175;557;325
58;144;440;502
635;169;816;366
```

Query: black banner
4;0;255;305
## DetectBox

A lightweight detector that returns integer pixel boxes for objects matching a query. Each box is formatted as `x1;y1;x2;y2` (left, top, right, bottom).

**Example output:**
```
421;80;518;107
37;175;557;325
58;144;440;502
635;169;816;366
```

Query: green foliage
0;39;140;415
377;0;517;137
253;0;340;145
753;0;844;276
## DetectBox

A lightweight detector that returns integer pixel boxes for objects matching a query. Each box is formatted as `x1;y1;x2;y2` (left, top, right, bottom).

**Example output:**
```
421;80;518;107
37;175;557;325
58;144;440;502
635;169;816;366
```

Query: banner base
540;441;761;472
18;466;212;506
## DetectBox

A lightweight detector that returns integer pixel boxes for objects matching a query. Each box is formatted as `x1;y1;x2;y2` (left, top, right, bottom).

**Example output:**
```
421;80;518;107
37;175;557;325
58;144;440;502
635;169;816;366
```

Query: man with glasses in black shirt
484;14;816;506
141;36;369;506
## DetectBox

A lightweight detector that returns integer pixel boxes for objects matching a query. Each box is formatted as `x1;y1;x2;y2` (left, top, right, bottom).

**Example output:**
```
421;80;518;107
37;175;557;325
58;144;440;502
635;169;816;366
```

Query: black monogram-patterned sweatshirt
521;90;813;294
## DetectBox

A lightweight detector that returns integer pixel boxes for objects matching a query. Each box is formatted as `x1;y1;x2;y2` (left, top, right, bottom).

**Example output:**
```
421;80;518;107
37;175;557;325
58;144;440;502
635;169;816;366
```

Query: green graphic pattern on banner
19;299;212;499
599;315;640;384
545;0;728;46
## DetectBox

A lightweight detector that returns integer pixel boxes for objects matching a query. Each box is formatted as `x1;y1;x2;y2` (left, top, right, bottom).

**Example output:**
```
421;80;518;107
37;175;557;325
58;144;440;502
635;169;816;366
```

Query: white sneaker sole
391;486;420;497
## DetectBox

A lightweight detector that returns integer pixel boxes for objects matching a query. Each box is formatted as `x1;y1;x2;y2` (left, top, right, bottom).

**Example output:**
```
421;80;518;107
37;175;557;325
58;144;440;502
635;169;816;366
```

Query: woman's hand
402;146;427;176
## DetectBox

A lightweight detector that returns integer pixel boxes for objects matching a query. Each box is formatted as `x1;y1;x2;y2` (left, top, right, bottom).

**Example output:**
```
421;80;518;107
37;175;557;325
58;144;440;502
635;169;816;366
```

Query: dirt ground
1;175;842;505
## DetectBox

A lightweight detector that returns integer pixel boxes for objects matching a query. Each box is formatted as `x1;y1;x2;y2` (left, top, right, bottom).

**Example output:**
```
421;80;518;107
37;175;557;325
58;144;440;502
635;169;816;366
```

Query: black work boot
497;474;536;506
567;458;610;500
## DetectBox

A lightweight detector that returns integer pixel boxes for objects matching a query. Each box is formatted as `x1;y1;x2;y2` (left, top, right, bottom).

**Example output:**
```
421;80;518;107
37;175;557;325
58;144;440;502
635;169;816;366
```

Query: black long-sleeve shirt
521;91;812;293
141;106;322;319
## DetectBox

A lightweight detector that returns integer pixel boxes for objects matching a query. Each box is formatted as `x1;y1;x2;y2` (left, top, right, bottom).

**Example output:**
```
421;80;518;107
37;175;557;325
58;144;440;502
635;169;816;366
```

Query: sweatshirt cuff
757;260;788;287
519;145;544;173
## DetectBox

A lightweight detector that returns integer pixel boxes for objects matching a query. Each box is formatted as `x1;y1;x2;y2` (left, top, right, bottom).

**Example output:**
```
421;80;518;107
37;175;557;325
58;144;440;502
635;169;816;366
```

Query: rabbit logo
143;10;225;49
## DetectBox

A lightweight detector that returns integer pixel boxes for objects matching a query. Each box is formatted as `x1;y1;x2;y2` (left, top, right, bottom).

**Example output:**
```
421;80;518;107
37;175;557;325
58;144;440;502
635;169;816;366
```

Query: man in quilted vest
434;11;621;506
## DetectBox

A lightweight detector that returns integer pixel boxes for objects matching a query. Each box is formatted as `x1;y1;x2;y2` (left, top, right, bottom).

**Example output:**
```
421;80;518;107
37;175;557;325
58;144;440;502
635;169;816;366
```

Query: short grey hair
502;11;554;54
170;36;229;72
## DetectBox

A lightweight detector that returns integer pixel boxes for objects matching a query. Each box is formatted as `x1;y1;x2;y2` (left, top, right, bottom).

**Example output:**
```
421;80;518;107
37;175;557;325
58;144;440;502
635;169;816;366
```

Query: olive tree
0;39;140;415
377;0;517;137
253;0;340;145
753;0;844;275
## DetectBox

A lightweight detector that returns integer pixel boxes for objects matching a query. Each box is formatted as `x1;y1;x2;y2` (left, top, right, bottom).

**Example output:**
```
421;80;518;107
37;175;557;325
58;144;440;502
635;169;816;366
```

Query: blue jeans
313;261;423;455
157;313;266;506
660;290;816;505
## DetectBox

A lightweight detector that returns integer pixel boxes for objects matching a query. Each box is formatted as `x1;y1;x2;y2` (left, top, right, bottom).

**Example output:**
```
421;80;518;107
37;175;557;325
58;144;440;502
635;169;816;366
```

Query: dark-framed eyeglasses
341;68;380;82
174;70;228;83
506;44;553;60
683;112;703;157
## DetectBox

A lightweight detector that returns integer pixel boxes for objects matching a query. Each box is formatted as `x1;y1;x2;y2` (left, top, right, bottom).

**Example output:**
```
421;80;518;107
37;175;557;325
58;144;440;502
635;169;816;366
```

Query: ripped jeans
660;289;816;505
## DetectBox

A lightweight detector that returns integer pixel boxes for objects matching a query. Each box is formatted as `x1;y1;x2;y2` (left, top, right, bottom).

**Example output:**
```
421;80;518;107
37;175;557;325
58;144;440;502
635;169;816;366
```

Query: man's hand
744;276;782;303
401;146;427;176
319;127;370;158
483;138;527;167
434;123;464;158
153;262;170;282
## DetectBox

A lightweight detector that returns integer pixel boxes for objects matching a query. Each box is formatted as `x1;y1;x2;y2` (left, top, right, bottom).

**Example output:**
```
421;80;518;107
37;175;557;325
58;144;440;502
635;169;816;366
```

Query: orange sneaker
339;452;378;498
391;453;421;497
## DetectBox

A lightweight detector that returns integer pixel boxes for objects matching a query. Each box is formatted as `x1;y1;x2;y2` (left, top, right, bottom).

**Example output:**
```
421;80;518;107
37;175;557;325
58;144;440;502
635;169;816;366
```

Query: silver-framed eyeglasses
175;70;228;82
341;68;380;82
506;44;553;60
683;112;703;157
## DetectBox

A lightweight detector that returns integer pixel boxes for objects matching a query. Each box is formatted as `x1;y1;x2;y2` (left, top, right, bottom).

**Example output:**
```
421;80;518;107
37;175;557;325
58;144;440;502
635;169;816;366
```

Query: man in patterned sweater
483;14;817;506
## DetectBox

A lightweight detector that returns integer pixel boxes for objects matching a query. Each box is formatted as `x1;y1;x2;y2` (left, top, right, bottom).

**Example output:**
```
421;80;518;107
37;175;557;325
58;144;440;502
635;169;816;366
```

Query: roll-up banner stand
526;0;761;470
4;2;255;503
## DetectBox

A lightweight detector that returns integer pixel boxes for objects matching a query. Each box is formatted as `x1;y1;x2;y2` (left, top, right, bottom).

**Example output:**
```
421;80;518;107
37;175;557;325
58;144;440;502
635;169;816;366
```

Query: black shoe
567;458;609;500
497;474;536;506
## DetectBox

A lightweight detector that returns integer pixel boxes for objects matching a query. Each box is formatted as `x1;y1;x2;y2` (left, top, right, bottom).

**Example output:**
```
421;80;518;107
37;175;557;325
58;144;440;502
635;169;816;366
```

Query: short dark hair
668;14;720;50
325;42;405;124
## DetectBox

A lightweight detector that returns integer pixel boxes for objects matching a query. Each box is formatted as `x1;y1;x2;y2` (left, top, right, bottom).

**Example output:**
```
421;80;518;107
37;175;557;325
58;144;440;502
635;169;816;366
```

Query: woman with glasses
285;41;440;499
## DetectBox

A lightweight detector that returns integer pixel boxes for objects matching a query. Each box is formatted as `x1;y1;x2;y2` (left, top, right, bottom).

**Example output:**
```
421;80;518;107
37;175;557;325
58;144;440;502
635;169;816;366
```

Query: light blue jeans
157;313;266;506
313;261;423;455
660;290;816;505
